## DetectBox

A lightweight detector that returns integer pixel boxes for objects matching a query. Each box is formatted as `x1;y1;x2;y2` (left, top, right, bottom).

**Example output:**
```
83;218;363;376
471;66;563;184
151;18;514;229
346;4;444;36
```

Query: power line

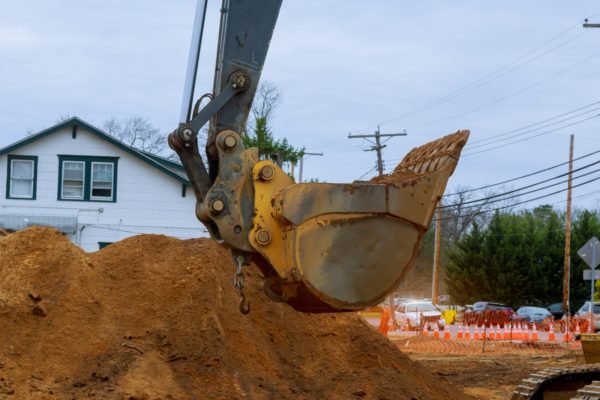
433;189;600;236
377;28;591;127
384;110;598;162
410;49;600;131
320;13;600;152
357;165;378;180
462;113;599;156
444;148;600;196
573;189;600;201
468;101;600;146
382;102;600;164
354;13;599;132
442;158;600;207
442;165;600;210
436;174;600;221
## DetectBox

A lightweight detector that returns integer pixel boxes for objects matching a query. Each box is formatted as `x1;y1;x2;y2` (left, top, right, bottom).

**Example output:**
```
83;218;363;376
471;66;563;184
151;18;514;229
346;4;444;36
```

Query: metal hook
239;295;250;315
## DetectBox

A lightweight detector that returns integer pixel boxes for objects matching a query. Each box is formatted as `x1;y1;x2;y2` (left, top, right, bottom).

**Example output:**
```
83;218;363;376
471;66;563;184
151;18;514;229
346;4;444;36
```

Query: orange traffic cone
503;325;510;340
464;325;471;341
495;324;502;340
422;324;429;336
474;325;481;340
563;326;571;342
488;325;495;340
548;324;556;342
457;324;464;340
515;324;522;340
443;324;451;340
523;324;530;341
531;323;539;342
519;323;526;340
378;307;390;336
433;324;440;338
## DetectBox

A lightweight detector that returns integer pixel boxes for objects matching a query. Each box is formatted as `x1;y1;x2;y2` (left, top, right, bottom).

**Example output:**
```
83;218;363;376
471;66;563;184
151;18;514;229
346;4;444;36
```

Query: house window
6;155;37;200
91;162;114;200
58;156;118;202
62;161;85;199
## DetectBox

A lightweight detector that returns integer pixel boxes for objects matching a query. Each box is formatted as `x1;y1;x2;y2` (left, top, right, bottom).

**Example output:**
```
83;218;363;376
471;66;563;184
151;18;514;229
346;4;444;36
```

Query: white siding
0;126;207;251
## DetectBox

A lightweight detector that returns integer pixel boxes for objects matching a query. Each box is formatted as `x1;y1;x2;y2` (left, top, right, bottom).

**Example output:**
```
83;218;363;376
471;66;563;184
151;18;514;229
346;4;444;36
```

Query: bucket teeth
373;130;470;184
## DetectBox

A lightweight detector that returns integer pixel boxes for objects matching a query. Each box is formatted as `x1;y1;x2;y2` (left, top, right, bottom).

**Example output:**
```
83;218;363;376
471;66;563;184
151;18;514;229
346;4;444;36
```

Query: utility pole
583;18;600;28
563;135;574;317
432;205;442;305
578;14;599;316
298;152;324;183
348;125;407;176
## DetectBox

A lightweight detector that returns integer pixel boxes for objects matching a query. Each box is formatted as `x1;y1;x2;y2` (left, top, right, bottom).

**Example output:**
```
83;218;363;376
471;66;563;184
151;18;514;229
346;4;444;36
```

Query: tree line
445;205;600;310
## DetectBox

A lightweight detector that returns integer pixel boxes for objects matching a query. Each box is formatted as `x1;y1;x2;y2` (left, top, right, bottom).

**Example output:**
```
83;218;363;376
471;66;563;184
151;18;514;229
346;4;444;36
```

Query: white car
394;301;444;329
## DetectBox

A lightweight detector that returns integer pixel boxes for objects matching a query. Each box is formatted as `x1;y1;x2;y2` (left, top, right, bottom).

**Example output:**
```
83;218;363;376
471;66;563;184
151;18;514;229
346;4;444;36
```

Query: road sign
584;269;597;280
578;236;600;269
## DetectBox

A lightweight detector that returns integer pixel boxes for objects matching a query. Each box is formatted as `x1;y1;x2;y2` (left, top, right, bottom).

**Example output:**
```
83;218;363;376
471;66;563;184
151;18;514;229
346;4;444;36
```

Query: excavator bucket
250;130;469;312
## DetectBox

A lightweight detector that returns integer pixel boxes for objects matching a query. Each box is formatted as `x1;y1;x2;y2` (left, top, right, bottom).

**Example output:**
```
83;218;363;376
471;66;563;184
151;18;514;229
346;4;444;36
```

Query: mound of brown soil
0;227;471;399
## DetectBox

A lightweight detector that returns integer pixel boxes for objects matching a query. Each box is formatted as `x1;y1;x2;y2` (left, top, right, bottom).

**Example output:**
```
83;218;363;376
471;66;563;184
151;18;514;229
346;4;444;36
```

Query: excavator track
512;364;600;400
572;380;600;399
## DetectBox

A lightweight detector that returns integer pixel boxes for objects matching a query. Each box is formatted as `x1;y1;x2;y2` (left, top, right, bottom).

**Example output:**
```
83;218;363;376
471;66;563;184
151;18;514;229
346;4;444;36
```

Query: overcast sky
1;1;599;210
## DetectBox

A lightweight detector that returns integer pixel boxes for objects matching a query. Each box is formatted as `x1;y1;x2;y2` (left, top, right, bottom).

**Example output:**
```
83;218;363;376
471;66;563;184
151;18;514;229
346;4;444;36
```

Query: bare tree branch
103;116;167;155
251;81;281;122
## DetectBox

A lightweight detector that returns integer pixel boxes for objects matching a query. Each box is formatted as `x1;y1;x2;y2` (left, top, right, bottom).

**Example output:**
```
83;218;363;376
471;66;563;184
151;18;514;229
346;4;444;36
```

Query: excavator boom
169;0;469;313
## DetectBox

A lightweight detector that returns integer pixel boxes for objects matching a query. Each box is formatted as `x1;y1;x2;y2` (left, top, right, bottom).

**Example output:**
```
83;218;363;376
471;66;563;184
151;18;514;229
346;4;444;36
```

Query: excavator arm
169;0;469;313
169;0;282;245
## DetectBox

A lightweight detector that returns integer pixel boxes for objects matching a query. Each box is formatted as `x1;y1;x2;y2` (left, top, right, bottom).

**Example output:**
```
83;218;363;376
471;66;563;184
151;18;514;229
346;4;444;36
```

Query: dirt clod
0;227;473;399
31;303;47;317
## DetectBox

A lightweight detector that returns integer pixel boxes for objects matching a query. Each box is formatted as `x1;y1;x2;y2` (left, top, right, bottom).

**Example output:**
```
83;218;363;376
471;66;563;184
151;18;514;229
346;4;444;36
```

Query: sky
1;1;599;211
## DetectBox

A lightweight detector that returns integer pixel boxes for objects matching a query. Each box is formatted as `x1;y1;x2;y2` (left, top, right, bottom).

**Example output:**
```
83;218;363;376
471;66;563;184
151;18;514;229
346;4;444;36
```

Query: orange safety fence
463;310;513;328
392;335;582;355
556;316;590;333
459;312;591;333
375;310;595;343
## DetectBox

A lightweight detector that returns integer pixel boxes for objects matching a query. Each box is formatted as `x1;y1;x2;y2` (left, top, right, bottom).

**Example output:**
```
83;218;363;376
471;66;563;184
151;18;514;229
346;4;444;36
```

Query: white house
0;117;206;251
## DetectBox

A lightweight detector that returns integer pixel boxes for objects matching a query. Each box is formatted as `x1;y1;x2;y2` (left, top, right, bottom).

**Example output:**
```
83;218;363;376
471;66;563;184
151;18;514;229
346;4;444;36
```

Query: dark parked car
546;303;565;319
471;301;512;312
514;306;553;324
464;301;513;326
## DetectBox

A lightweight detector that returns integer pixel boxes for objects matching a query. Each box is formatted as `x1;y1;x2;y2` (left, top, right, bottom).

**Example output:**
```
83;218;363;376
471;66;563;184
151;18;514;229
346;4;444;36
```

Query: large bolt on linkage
168;124;198;151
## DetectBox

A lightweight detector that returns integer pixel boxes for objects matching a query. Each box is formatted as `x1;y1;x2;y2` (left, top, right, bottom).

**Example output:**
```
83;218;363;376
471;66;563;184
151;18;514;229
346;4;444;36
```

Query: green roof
0;117;189;184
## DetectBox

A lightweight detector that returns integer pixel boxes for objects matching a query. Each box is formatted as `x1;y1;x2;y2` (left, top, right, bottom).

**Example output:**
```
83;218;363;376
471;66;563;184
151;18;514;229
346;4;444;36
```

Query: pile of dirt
0;227;472;399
